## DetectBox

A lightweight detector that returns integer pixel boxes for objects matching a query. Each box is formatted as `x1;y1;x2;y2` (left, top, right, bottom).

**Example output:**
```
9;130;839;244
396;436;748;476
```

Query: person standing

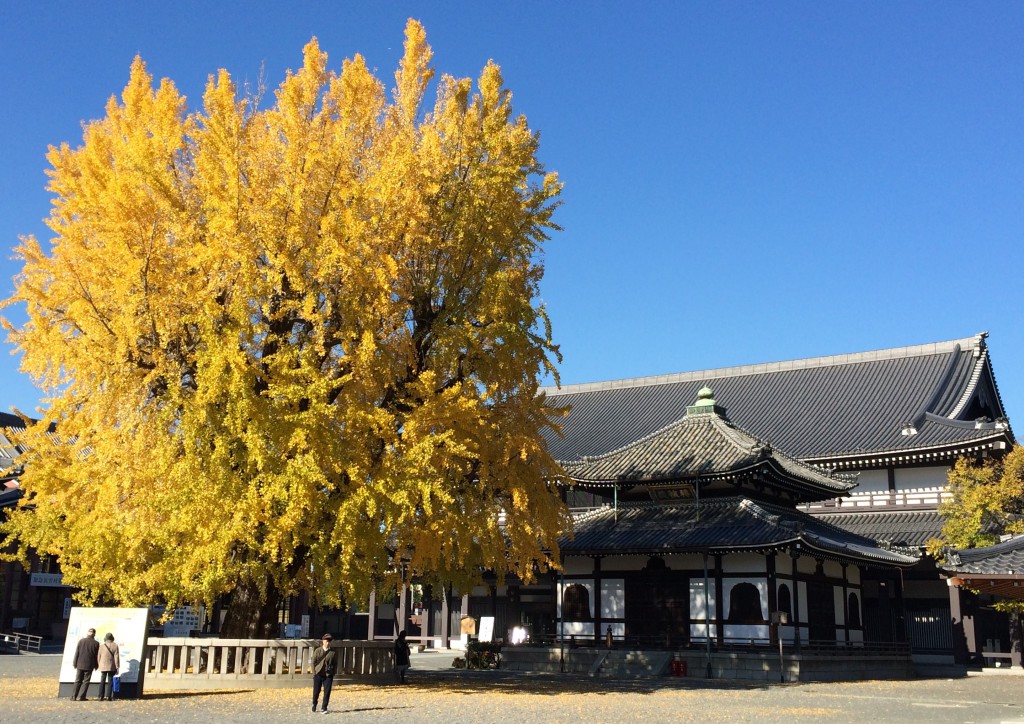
96;633;120;701
71;628;100;701
394;630;411;684
310;633;337;713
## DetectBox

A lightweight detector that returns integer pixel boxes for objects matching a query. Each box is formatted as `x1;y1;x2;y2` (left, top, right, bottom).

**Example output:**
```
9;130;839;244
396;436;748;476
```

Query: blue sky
1;2;1022;425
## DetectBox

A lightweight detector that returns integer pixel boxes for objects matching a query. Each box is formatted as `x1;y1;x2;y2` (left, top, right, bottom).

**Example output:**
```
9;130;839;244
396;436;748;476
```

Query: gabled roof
561;497;918;566
542;333;1014;467
561;405;855;504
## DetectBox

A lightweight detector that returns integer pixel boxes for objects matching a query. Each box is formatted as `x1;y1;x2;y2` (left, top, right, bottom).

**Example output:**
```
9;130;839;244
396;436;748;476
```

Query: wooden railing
144;638;394;687
1;631;43;654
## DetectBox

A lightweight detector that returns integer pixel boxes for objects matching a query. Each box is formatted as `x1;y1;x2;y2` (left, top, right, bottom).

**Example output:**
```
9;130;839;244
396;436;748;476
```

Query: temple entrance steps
500;647;672;677
592;650;673;678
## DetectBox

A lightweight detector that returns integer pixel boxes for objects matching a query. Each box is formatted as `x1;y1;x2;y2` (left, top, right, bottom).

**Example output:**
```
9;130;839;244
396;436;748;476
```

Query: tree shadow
387;671;773;696
143;689;258;700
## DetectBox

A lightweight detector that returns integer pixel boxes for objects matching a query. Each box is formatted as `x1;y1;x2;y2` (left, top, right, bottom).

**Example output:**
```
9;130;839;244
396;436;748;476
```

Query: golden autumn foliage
927;445;1024;557
1;21;568;629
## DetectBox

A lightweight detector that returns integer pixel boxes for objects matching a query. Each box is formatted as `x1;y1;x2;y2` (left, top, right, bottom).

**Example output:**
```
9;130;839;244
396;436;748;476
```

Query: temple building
549;387;917;678
529;332;1016;670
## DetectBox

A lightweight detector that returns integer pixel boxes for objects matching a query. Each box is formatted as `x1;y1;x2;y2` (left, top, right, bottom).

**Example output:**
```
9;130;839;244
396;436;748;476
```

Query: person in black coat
394;630;411;684
71;628;100;700
310;633;337;713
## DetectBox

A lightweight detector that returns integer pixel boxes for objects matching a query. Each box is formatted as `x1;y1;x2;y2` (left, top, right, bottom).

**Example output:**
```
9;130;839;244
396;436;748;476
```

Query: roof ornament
686;386;726;417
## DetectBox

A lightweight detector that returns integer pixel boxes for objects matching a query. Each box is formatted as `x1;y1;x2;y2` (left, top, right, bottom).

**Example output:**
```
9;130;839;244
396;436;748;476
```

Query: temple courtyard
1;650;1021;723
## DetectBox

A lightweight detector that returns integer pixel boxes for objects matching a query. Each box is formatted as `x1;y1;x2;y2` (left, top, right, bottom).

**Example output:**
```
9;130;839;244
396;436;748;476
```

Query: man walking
71;628;100;700
311;633;337;713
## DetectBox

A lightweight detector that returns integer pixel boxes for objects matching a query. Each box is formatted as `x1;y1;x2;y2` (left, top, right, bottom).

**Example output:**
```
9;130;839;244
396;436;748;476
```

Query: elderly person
71;628;100;700
97;633;120;701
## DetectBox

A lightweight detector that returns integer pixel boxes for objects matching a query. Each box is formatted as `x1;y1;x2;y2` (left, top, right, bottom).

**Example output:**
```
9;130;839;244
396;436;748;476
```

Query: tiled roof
0;413;27;474
943;535;1024;600
542;334;1014;465
561;410;855;503
561;497;917;566
812;509;945;550
946;534;1024;575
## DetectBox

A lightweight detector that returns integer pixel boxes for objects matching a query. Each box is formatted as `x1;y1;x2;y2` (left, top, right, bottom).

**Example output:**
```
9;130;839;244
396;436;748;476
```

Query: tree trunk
219;575;282;639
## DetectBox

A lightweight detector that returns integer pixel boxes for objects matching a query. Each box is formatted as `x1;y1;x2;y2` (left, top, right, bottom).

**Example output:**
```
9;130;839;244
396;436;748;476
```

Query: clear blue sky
1;2;1022;427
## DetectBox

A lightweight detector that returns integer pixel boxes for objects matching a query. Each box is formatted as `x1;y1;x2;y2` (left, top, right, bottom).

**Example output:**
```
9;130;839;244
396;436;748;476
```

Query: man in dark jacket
71;628;100;700
311;633;337;713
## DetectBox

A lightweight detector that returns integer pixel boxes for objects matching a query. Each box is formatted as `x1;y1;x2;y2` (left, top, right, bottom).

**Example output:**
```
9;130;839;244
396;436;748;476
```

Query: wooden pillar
949;584;980;665
842;564;850;644
367;588;377;641
1010;612;1022;668
791;551;802;652
397;584;409;638
422;584;433;643
767;554;778;646
714;555;724;645
439;586;450;649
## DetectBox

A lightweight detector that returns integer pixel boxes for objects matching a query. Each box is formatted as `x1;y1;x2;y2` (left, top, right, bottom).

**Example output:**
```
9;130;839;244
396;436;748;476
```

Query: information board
60;607;149;699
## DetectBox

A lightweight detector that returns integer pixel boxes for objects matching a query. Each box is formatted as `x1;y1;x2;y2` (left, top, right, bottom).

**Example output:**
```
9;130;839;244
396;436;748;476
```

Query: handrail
0;631;43;654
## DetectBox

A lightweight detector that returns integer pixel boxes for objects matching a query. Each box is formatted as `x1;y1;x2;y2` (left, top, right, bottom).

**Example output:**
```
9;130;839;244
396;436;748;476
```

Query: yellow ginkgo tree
1;20;569;636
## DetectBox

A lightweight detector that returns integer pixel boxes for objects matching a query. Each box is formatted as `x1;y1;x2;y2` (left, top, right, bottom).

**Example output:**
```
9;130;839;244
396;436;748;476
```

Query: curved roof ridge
540;333;986;396
947;346;988;420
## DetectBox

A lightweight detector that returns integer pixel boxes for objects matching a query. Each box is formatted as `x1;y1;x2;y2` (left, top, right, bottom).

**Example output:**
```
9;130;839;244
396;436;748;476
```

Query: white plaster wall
690;623;712;640
797;581;807;622
600;579;625;619
723;624;769;641
848;629;864;643
775;553;793;575
600;555;651;571
894;465;949;491
847;566;861;586
563;557;594;575
560;621;594;637
722;553;767;572
824;560;843;579
689;579;717;620
666;554;707;569
834;586;845;627
796;556;817;574
851;469;889;494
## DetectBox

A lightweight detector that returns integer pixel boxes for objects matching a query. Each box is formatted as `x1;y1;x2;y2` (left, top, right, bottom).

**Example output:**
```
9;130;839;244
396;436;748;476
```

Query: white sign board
478;616;495;643
163;605;204;637
30;572;69;587
61;608;149;685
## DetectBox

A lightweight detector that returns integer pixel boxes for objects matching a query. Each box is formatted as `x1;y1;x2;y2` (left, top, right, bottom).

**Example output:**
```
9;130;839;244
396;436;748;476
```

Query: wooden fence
144;638;394;689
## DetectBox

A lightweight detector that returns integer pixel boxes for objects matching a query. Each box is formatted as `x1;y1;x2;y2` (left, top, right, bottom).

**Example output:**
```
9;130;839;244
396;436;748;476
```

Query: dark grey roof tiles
947;534;1024;575
562;410;855;501
562;497;917;566
812;509;945;549
542;334;1013;463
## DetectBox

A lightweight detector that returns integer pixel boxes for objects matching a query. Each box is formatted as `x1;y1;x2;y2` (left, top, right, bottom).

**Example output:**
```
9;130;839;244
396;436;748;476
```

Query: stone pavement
2;650;1023;723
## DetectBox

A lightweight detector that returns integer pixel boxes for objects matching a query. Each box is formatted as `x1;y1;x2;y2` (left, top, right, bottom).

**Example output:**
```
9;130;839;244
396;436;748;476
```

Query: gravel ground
2;652;1023;723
